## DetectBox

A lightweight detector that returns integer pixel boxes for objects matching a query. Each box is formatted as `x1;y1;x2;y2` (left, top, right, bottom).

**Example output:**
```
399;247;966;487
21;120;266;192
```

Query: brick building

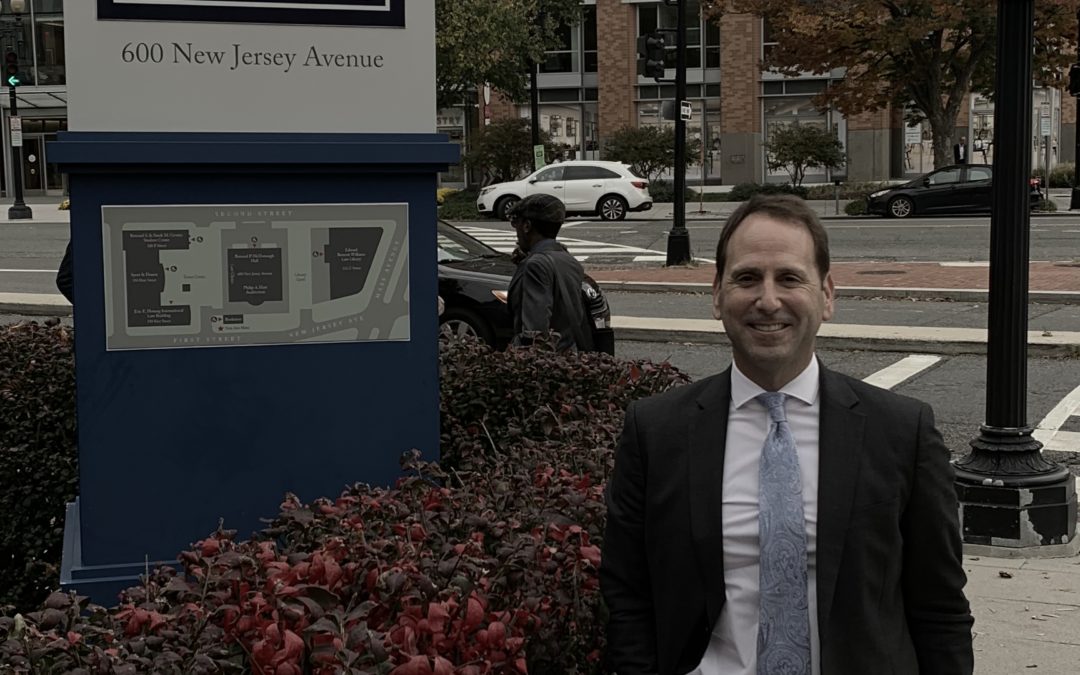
440;0;1072;188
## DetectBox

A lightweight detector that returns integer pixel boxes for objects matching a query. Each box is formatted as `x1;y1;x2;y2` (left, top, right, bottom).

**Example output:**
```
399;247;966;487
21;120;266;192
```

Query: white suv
476;160;652;221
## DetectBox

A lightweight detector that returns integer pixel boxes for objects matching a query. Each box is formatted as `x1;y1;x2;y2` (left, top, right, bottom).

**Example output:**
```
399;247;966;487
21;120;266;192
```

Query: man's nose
755;280;782;312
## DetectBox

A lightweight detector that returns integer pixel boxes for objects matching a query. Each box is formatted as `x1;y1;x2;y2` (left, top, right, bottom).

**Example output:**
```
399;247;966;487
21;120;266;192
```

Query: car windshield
437;222;502;263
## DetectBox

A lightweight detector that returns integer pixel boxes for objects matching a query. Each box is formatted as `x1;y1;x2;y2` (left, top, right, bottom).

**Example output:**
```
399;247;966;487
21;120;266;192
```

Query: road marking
560;220;588;229
0;268;54;273
939;262;989;267
1033;382;1080;453
459;225;712;264
861;354;941;390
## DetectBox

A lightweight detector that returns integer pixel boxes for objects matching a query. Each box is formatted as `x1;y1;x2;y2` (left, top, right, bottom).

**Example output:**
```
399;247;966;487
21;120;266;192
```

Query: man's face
511;216;531;251
712;213;835;390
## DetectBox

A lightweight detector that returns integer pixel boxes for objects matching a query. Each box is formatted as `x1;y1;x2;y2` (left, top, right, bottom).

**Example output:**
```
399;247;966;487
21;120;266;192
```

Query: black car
865;164;1043;218
437;220;613;352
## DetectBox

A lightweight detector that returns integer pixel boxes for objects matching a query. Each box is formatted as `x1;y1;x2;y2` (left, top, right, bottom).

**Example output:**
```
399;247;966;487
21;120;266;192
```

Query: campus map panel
101;203;409;351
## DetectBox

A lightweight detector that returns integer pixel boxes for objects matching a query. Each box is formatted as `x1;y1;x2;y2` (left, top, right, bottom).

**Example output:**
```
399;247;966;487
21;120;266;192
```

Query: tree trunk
928;115;955;169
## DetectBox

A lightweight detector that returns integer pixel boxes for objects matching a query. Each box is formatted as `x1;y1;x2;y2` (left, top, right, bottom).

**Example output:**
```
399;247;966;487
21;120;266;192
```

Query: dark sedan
437;220;613;352
865;164;1043;218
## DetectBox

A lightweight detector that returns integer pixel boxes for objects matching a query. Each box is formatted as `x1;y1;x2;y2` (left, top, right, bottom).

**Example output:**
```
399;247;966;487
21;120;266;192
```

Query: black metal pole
954;0;1076;551
5;13;30;220
666;0;691;265
1071;8;1080;210
530;61;541;170
530;12;544;171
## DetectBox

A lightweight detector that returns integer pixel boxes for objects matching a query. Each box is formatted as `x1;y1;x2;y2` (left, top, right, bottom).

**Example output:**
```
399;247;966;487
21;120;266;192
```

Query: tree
463;118;570;184
764;123;845;186
602;125;700;185
436;0;582;110
703;0;1074;168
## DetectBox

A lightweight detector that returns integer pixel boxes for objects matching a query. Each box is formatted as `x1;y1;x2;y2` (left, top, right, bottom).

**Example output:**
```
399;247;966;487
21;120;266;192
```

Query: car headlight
492;289;508;303
480;186;495;196
869;190;889;198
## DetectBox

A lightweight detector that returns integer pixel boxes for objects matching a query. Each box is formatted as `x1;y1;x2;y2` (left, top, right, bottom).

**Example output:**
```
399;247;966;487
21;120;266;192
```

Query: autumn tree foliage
704;0;1075;168
436;0;582;109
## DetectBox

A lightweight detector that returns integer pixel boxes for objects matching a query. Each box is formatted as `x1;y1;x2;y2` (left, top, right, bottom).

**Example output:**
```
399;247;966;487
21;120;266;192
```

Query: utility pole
530;11;545;172
1069;9;1080;210
665;0;691;266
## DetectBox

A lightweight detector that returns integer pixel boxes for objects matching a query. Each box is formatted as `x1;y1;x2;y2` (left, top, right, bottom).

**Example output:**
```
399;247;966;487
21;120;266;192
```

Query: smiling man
600;194;973;675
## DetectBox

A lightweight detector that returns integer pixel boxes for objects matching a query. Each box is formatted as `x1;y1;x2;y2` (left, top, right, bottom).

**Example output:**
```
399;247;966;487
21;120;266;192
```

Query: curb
0;293;71;316
596;281;1080;304
611;316;1080;357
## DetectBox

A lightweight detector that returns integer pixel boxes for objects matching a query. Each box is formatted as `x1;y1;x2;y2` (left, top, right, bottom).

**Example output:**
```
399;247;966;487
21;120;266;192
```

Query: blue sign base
49;132;458;605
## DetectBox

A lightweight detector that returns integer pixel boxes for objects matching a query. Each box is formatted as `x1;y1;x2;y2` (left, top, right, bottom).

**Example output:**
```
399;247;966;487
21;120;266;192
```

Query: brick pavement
587;261;1080;293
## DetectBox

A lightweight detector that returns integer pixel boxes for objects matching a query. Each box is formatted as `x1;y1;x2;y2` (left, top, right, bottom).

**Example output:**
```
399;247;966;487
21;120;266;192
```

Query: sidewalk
966;550;1080;673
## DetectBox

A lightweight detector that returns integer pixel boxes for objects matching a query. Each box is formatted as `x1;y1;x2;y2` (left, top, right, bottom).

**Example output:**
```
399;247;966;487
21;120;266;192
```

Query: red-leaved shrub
0;333;688;673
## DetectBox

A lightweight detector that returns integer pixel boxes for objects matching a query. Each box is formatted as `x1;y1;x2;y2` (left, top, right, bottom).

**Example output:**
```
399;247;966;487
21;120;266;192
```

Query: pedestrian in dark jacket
56;240;74;304
506;194;593;351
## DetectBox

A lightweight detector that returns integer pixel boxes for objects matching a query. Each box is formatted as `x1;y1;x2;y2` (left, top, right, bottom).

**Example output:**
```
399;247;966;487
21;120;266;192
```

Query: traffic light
4;50;19;87
636;32;666;80
1069;63;1080;97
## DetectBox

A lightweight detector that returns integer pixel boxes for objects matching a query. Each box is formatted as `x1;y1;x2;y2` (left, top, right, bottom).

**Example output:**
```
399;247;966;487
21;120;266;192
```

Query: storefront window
33;0;64;85
763;96;829;182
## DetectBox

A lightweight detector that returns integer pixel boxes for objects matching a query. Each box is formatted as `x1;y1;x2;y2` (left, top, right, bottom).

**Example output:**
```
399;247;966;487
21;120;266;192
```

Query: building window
583;6;597;73
31;0;64;86
638;1;703;70
541;19;578;73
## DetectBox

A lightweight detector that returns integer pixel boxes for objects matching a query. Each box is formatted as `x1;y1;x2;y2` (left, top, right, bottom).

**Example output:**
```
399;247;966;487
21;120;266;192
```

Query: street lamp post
2;0;31;220
954;0;1078;553
666;0;691;266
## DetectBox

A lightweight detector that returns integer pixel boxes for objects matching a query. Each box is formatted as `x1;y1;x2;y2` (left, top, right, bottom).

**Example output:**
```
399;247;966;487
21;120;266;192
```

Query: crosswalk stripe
461;225;710;264
861;354;941;390
1033;382;1080;453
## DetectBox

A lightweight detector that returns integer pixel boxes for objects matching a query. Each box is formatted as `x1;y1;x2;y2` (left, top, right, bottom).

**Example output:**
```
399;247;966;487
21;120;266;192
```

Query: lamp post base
954;425;1078;550
8;202;32;219
666;229;691;266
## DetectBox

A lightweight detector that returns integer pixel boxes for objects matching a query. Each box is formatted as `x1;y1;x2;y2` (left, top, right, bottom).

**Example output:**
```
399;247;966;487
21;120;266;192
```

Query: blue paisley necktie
756;392;811;675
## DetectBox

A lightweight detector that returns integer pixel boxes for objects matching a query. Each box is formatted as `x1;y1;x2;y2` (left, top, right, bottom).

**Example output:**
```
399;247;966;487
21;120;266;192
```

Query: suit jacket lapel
688;370;731;624
815;367;865;630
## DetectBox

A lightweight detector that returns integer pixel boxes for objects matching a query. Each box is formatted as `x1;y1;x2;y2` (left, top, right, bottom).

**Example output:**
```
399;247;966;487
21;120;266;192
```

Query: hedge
0;320;78;612
0;332;689;674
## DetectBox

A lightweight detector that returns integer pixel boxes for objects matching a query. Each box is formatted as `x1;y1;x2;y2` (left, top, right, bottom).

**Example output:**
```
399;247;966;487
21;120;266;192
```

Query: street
453;213;1080;264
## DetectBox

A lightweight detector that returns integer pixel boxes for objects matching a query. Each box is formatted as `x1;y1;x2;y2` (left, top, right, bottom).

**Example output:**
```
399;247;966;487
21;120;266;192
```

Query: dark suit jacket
600;365;973;675
508;238;592;351
953;143;967;164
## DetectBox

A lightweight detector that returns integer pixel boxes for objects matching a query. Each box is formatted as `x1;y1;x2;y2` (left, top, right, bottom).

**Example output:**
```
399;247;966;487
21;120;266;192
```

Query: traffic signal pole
1070;9;1080;210
665;0;691;266
7;83;30;220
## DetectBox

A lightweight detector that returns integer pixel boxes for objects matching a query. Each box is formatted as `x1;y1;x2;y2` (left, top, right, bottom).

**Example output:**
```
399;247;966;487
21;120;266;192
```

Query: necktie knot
756;392;787;424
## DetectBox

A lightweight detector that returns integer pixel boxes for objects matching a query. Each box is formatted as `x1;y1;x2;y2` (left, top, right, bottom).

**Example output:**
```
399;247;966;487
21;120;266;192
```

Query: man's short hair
509;194;565;238
715;193;831;279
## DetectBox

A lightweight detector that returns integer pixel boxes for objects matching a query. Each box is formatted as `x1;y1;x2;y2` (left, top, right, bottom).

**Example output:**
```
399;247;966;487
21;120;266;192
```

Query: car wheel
439;307;495;347
887;195;914;218
597;194;628;221
494;196;520;221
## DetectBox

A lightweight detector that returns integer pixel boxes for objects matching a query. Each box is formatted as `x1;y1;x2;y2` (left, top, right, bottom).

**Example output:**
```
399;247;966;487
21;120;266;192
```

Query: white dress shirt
692;358;821;675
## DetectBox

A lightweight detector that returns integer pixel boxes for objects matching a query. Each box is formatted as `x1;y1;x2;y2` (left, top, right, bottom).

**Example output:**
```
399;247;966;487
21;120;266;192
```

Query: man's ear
711;271;724;321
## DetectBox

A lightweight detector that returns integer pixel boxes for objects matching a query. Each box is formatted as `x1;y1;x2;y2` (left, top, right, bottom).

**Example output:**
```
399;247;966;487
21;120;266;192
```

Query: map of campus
101;204;410;351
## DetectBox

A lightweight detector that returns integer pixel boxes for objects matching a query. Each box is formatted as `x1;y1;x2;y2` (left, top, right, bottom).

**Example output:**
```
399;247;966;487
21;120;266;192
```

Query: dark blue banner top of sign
98;0;405;27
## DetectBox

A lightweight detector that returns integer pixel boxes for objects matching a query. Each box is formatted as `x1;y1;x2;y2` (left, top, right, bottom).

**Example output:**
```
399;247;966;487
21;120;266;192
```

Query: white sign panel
101;203;410;351
9;116;21;148
680;101;692;121
1041;116;1051;137
65;0;433;133
905;124;922;145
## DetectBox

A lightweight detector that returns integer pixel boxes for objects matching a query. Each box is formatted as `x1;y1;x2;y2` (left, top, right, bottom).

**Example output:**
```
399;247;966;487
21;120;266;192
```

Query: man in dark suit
953;137;968;164
600;194;973;674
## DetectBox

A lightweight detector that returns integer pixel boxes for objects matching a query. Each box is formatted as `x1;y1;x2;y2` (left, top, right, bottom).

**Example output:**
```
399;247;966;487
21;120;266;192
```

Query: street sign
1040;116;1051;137
905;124;922;145
680;101;692;121
9;116;21;148
533;144;546;170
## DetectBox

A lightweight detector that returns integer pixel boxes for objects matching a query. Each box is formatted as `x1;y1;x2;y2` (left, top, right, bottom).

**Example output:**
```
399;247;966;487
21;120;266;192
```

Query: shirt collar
730;357;820;409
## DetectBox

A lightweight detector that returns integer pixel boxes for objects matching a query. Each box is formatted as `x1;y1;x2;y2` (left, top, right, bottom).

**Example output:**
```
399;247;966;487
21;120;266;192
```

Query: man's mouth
749;322;788;333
